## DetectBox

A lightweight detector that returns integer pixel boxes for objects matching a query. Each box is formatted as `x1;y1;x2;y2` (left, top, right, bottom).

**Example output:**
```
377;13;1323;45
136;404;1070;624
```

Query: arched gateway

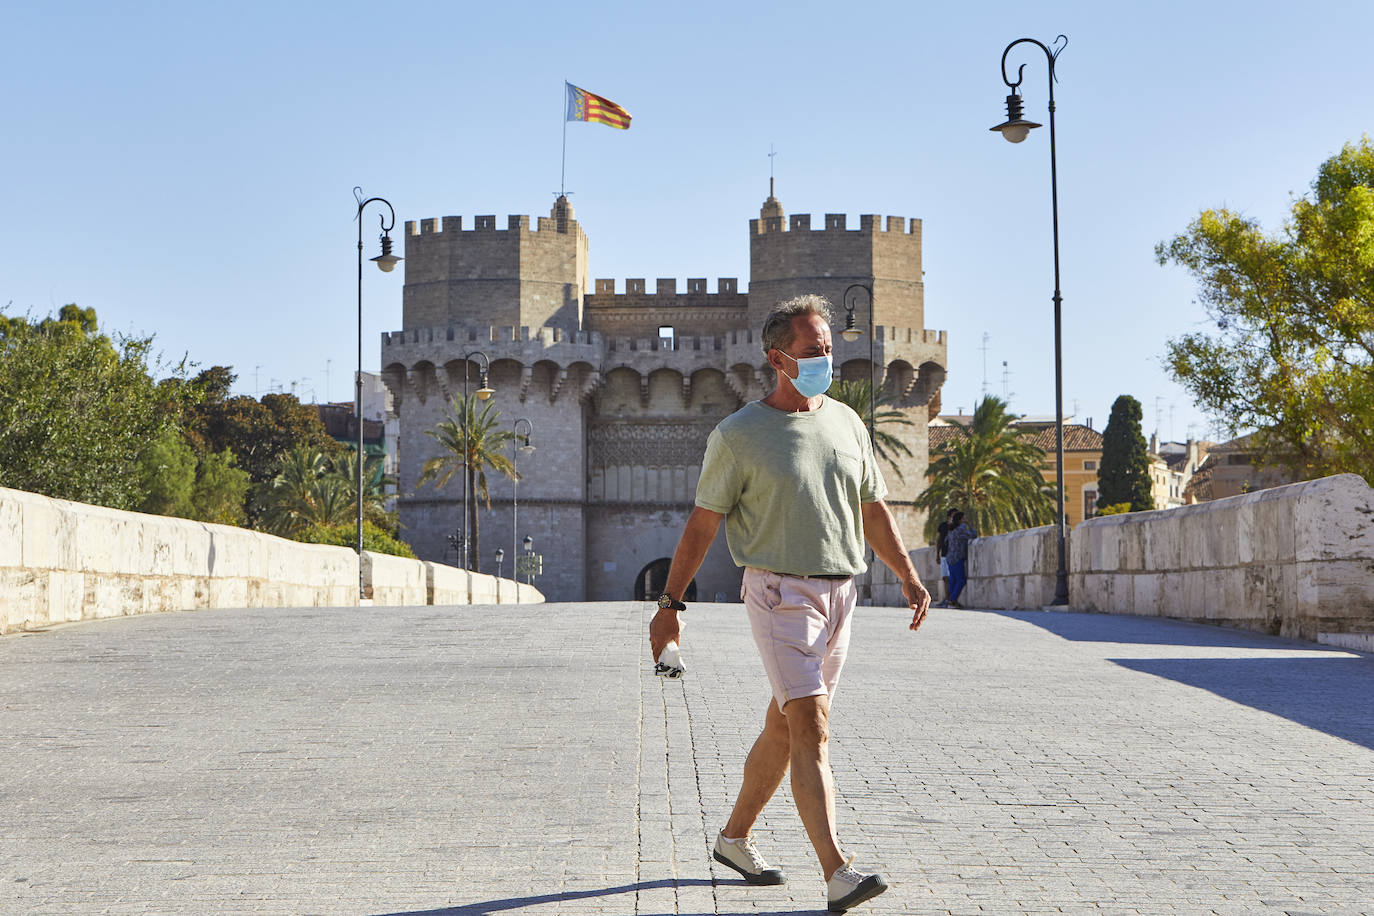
634;558;697;603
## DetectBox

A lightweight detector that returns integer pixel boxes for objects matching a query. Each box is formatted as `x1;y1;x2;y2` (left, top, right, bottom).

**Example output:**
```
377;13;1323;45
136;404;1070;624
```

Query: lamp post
841;283;876;446
990;35;1070;605
512;418;535;574
460;350;495;570
522;535;535;585
494;547;505;580
354;188;401;600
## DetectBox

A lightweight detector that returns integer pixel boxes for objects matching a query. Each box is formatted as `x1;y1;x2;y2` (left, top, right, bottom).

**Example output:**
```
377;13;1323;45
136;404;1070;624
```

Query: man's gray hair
760;294;833;354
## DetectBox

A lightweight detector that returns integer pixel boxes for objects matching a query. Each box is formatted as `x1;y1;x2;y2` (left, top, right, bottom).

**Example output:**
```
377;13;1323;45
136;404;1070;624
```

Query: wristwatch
657;593;687;612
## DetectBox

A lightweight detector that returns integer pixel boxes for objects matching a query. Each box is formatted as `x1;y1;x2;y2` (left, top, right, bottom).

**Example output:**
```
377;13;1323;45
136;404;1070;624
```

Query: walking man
649;295;932;913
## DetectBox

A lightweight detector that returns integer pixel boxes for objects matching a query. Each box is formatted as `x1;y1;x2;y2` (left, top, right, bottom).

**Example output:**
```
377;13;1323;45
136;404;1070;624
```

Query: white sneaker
712;831;786;885
826;855;888;912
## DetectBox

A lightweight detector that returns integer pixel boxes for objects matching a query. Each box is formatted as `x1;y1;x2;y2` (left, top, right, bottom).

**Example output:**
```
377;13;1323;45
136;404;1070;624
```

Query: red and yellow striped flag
566;83;632;130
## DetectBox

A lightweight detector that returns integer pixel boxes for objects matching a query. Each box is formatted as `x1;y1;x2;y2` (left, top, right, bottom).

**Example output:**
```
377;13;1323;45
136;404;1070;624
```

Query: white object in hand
655;641;685;679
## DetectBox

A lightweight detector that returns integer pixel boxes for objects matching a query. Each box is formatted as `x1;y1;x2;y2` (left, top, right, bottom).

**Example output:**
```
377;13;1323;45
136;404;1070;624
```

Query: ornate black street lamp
354;188;401;600
522;534;535;586
460;350;494;570
512;417;535;574
990;35;1070;605
841;283;877;447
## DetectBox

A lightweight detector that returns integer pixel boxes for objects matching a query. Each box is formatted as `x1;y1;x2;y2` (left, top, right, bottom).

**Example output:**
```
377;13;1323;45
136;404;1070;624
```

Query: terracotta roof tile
928;423;1103;453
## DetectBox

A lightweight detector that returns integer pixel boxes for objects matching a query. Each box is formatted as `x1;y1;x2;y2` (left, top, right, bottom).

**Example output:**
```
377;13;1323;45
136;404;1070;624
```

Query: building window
658;326;675;350
1083;460;1097;470
1084;489;1097;519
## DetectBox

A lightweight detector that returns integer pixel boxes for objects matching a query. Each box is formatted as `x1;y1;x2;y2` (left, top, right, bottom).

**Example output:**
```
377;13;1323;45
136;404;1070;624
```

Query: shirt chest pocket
831;448;862;480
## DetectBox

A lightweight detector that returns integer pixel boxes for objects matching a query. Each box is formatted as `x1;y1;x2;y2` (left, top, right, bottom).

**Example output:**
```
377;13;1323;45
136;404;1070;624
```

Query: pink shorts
741;567;857;712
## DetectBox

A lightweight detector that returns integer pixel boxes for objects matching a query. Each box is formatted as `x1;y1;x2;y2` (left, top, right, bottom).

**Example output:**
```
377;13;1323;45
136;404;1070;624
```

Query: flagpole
560;81;568;198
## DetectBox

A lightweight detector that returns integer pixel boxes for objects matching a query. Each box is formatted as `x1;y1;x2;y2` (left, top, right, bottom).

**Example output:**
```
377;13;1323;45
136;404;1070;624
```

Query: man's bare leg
721;700;790;838
783;694;845;878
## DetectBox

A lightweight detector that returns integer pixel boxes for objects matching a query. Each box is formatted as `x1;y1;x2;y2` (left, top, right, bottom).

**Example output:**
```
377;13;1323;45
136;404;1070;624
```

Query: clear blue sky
7;0;1372;445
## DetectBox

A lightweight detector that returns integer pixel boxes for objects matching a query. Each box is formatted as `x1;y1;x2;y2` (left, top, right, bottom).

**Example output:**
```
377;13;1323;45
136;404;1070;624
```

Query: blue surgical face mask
778;350;833;398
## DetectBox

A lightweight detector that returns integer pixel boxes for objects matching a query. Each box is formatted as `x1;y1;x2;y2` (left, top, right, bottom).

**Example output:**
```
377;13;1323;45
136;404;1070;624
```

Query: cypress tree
1097;395;1155;512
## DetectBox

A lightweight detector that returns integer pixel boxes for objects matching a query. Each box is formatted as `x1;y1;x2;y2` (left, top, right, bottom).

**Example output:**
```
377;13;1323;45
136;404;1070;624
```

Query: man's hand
649;608;682;661
903;577;932;632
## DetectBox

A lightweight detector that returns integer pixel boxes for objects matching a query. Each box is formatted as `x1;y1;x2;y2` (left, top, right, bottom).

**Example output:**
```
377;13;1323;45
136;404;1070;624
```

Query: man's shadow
374;877;825;915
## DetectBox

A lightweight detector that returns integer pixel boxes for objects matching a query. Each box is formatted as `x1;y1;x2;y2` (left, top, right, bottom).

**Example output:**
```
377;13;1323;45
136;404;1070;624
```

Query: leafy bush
1094;502;1132;517
294;521;417;558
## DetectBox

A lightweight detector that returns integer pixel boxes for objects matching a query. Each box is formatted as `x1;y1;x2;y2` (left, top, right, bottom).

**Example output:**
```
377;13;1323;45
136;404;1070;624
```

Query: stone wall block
1242;563;1285;634
1131;573;1162;616
1143;513;1182;570
469;572;499;604
1295;474;1374;563
1297;558;1374;635
0;569;44;632
1251;492;1295;564
1092;519;1121;572
1158;569;1185;617
49;570;85;624
1120;521;1146;571
0;496;22;567
426;563;471;604
364;552;427;605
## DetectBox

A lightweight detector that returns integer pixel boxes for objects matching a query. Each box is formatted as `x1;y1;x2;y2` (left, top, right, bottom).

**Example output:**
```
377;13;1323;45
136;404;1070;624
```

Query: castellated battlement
404;212;583;236
750;213;921;237
383;325;602;350
591;277;742;298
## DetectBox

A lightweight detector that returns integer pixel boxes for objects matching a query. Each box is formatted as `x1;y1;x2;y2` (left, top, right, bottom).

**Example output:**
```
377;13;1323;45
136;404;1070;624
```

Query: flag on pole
566;83;632;130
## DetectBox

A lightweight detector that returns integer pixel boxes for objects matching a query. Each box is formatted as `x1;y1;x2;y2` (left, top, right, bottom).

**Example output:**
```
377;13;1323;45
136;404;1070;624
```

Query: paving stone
1;604;1372;914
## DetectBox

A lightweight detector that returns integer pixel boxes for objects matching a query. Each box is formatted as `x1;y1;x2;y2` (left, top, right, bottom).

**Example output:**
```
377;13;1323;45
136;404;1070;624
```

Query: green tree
0;305;187;509
1157;136;1374;483
1097;395;1155;512
825;379;915;480
419;394;517;572
190;448;251;525
182;374;340;527
135;428;198;517
133;432;250;525
914;396;1055;539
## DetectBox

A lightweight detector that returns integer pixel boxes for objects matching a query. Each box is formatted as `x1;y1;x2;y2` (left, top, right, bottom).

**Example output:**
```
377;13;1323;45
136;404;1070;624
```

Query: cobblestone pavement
2;601;1373;915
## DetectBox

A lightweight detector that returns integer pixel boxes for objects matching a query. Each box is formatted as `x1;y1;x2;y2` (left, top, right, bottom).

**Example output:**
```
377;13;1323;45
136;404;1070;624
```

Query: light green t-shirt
694;397;887;576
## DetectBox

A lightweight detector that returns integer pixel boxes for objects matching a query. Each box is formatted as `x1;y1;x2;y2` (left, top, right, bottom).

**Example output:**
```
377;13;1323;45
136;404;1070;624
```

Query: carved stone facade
382;191;948;602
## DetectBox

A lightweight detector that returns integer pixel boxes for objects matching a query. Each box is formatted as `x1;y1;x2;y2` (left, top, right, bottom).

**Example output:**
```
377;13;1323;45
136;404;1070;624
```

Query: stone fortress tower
381;189;947;602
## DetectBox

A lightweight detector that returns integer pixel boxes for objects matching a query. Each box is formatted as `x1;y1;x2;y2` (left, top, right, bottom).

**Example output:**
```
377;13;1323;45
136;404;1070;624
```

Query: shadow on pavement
375;878;824;915
992;609;1341;651
1111;656;1374;751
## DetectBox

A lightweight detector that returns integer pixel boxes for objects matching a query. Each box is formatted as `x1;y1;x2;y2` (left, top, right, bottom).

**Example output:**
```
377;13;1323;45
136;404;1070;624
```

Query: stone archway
634;558;698;602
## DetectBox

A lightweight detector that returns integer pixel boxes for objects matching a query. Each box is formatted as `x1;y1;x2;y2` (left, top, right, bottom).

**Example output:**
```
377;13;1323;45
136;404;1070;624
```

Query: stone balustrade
0;486;543;635
1068;473;1374;642
862;474;1374;646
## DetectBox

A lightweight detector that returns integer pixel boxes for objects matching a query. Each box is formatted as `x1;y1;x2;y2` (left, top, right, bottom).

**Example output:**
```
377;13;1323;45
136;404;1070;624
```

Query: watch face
657;594;671;608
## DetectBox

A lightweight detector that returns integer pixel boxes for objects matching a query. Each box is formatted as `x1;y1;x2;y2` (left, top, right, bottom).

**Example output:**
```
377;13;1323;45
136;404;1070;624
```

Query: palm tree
826;379;915;480
330;448;395;528
255;445;355;535
419;394;518;571
915;396;1055;540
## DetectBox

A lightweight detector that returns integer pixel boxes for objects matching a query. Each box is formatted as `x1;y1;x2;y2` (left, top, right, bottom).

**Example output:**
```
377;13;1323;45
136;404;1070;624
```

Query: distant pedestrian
935;508;956;607
945;511;977;609
650;294;931;913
